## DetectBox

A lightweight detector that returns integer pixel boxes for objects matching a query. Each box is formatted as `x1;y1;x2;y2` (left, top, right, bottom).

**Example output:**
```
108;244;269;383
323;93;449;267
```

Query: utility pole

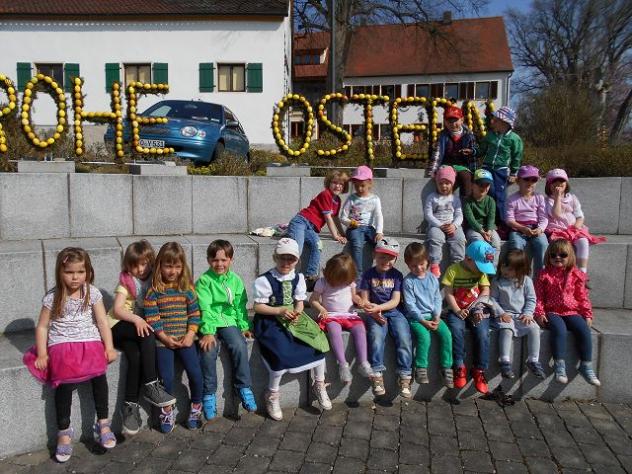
329;0;337;120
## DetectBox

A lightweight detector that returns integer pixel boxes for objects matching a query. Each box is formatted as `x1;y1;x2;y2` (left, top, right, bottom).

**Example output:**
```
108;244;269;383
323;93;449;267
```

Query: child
490;250;544;379
544;169;606;273
24;248;117;462
442;240;495;393
480;106;523;223
287;170;349;288
309;253;372;383
359;237;414;398
505;165;549;276
110;240;175;435
534;240;600;386
424;165;466;277
195;239;256;420
428;105;478;198
144;242;204;433
253;238;332;421
463;168;501;268
340;165;384;275
402;242;454;388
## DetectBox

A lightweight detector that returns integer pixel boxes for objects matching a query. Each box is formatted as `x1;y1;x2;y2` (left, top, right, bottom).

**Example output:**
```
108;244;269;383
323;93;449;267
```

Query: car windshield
142;101;223;123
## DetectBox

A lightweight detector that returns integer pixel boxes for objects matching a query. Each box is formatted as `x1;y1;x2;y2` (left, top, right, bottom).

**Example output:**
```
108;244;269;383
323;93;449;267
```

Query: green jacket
463;195;496;232
195;268;250;335
480;129;524;175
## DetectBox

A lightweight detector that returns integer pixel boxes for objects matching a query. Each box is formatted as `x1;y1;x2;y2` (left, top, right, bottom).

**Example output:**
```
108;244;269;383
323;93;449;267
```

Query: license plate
139;139;165;148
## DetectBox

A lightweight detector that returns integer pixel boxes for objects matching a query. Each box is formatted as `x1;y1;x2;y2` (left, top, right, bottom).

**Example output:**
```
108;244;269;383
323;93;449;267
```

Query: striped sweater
144;285;200;338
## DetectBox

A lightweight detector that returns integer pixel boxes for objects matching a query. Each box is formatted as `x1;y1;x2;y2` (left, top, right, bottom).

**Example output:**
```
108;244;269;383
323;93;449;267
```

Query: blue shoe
526;361;546;379
203;394;217;420
160;406;175;433
187;403;203;430
579;363;601;386
239;387;257;412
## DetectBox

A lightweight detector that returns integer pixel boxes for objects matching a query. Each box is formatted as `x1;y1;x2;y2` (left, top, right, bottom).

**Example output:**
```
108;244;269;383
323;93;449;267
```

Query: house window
445;83;459;101
124;64;151;86
475;81;490;100
218;64;245;92
291;122;304;138
344;86;352;96
430;83;444;98
490;81;499;99
415;84;430;97
381;85;394;97
35;63;64;86
351;124;362;137
459;82;475;100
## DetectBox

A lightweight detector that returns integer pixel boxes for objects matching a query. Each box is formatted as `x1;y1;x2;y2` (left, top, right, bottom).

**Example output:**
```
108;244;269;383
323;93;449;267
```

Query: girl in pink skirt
24;247;117;462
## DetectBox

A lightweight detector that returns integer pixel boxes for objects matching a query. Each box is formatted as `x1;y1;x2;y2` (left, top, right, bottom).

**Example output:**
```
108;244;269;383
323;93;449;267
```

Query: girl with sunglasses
534;240;600;386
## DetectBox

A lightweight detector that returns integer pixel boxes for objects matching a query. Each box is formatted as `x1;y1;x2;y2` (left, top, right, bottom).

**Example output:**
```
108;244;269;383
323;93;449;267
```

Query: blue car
104;100;250;163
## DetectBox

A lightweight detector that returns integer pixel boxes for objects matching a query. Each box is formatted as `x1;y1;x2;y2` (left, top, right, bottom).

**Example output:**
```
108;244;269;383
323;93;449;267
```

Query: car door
224;108;249;157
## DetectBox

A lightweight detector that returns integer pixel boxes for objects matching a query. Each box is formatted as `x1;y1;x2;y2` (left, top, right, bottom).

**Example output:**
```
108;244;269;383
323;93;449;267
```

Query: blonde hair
544;239;576;270
404;242;428;265
152;242;193;293
324;170;350;194
323;253;357;287
51;247;94;319
122;239;155;274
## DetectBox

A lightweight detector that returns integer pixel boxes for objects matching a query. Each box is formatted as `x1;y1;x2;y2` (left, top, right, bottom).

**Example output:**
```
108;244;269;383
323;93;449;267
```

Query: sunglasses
550;252;569;259
522;177;538;183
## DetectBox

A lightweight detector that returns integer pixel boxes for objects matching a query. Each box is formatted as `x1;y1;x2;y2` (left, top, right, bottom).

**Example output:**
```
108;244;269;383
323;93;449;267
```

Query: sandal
55;427;73;463
94;419;117;449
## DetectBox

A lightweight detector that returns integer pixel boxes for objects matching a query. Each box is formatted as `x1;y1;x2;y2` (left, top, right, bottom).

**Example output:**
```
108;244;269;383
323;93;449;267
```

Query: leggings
325;322;368;366
55;374;108;430
268;360;326;391
574;237;590;260
548;314;592;362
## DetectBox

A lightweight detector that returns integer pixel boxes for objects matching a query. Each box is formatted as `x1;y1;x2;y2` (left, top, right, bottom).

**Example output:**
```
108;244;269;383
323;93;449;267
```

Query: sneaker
371;375;386;396
159;406;175;433
471;368;488;394
122;401;142;435
339;363;352;384
526;360;546;379
358;361;373;378
144;380;176;408
579;363;601;386
305;276;318;292
187;403;203;430
399;377;413;398
499;361;515;379
415;368;429;384
312;381;332;410
265;390;283;421
430;264;441;278
239;387;258;412
454;365;467;389
442;368;454;388
202;394;217;420
554;360;568;384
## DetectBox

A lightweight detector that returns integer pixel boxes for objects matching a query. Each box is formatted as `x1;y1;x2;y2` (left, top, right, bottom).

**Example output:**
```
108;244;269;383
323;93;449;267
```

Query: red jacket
299;188;341;232
534;266;592;319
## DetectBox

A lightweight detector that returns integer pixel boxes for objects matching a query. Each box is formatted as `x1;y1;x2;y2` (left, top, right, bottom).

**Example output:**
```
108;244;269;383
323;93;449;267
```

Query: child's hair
545;179;571;196
152;242;193;292
51;247;94;319
323;253;357;287
122;239;155;274
324;170;350;193
404;242;428;265
207;239;234;260
499;249;531;287
544;239;576;270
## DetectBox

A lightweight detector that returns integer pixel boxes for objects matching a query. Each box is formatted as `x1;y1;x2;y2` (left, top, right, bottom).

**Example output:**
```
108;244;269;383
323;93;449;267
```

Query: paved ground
2;399;632;473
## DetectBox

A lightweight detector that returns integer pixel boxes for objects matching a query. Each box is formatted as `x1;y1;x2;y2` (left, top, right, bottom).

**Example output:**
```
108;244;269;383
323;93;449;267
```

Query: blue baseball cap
473;169;493;185
466;240;496;275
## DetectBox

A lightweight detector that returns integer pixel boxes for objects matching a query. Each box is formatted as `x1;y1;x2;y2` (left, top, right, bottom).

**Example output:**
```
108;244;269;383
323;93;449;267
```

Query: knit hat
274;238;300;259
435;165;456;185
444;106;463;120
466;240;496;275
517;165;540;180
492;106;516;128
473;169;493;185
351;165;373;181
546;168;569;183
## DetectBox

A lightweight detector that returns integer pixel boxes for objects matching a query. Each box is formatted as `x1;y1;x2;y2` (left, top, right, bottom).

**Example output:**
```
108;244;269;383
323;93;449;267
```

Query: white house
0;0;291;147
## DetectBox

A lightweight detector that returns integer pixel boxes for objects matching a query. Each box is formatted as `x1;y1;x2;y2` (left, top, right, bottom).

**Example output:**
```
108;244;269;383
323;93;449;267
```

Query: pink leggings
326;322;368;366
574;237;589;260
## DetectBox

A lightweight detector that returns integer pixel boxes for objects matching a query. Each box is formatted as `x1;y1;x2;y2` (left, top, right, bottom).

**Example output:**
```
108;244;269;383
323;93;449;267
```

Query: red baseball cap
444;106;463;120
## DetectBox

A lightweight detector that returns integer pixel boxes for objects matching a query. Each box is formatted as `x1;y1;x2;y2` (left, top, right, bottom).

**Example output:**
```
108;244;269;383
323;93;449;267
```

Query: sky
479;0;531;16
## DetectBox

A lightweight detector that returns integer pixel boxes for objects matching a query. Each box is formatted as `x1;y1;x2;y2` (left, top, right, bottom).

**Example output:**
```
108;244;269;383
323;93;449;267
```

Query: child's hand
181;331;195;348
318;310;329;321
442;224;456;236
500;313;513;323
163;335;182;349
105;348;118;363
508;175;517;184
280;308;299;324
371;312;387;326
34;354;48;370
457;309;469;320
349;219;359;229
534;315;548;326
364;302;380;314
532;227;543;236
471;312;483;324
519;314;534;325
482;230;492;243
335;235;347;244
461;148;473;156
199;334;217;352
133;315;153;338
553;185;565;198
586;318;593;327
243;330;254;339
423;319;439;331
375;233;384;243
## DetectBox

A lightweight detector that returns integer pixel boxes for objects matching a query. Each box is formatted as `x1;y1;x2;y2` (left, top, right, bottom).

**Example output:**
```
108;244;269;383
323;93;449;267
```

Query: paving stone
509;420;543;439
428;417;458;437
305;442;338;464
458;430;489;451
548;444;589;469
517;437;550;457
151;438;190;459
618;455;632;472
320;407;348;427
603;434;632;455
399;442;430;465
430;435;459;456
460;450;495;473
483;423;515;441
287;413;320;433
247;435;281;456
169;448;210;472
567;424;602;445
451;400;478;417
113;441;155;464
234;455;271;473
299;462;334;473
367;447;398;471
370;430;399;450
197;465;234;474
204;417;235;433
373;415;400;432
8;450;51;466
207;444;244;467
398;463;430;473
543;428;577;448
454;415;485;433
344;421;372;440
346;408;374;423
338;437;369;460
332;456;365;474
592;465;627;474
258;419;290;438
590;418;627;437
269;449;306;472
494;460;529;473
525;457;560;474
489;441;523;462
579;443;620;466
223;426;257;447
282;431;313;452
313;425;343;445
129;456;173;473
431;455;463;474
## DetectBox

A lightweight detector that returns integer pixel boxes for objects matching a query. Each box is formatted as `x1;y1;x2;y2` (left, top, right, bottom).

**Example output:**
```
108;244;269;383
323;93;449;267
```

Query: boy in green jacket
480;106;524;224
196;239;256;420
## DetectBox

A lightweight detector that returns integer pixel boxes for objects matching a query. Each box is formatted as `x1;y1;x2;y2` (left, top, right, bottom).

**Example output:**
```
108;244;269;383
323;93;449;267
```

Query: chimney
442;11;452;24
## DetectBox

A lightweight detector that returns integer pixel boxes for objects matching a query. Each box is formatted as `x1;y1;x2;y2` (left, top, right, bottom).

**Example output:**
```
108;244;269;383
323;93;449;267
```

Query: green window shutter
105;63;120;92
199;63;214;92
246;63;263;93
17;62;32;90
153;63;168;84
64;63;80;92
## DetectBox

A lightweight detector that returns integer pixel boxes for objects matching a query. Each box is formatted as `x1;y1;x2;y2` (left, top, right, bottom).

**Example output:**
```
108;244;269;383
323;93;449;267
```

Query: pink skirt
23;341;107;388
319;312;365;331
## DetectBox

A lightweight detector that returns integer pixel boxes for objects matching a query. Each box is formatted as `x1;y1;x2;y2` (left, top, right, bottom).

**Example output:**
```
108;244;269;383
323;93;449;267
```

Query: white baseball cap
274;238;300;258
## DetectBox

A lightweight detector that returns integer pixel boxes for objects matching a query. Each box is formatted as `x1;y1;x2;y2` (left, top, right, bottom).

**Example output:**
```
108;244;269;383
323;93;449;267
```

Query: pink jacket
534;266;592;319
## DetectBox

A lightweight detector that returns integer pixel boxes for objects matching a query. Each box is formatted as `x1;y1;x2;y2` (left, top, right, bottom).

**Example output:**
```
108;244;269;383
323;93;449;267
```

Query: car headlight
181;126;206;138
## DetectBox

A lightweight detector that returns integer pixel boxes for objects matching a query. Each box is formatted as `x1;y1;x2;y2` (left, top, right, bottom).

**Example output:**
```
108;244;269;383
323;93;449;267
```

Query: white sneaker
265;390;283;421
399;377;413;398
338;363;352;384
358;362;373;378
312;381;332;410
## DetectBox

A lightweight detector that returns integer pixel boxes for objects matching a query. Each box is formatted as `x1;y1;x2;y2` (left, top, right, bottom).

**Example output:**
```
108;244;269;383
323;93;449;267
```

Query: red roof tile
294;17;513;79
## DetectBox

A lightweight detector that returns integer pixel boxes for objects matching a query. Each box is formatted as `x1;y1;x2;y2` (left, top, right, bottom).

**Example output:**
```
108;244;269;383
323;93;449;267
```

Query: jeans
199;326;252;396
444;311;491;370
410;319;453;369
508;231;548;276
426;226;466;264
484;166;510;223
157;345;203;404
346;225;376;275
366;309;413;376
55;374;108;430
465;229;501;267
287;214;321;278
547;314;592;362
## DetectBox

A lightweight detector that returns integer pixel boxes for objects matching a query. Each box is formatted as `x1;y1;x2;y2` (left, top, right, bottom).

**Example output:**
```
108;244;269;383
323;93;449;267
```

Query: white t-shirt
253;268;307;304
44;284;103;346
340;193;384;233
313;279;355;313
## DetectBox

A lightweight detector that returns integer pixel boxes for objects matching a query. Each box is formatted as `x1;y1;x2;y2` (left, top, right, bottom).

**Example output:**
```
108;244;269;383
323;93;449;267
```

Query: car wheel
213;142;225;161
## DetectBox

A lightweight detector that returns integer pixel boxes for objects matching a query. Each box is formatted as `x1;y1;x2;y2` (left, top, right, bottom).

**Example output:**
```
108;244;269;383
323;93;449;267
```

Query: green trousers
410;319;453;369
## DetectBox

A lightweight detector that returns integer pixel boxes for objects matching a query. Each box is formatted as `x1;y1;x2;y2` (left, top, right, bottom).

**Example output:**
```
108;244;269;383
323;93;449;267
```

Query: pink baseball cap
517;165;540;180
351;165;373;181
546;168;569;183
435;165;456;185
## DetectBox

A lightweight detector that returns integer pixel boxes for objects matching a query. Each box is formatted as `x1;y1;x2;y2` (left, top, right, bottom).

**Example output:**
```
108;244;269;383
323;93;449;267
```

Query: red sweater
299;188;341;232
534;266;592;319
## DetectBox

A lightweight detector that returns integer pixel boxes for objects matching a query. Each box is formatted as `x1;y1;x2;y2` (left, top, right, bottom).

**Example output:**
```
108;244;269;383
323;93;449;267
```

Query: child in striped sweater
144;242;204;433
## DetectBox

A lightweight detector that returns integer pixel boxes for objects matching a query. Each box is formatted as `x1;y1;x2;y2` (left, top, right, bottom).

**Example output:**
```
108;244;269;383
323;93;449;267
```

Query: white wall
0;19;291;146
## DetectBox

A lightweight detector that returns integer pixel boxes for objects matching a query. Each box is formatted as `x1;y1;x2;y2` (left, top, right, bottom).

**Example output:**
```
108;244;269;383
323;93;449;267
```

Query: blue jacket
429;126;479;175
